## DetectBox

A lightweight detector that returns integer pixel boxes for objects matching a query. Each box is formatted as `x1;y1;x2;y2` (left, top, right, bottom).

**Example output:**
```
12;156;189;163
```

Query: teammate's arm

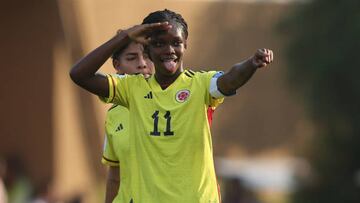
69;22;170;97
217;48;273;95
105;166;120;203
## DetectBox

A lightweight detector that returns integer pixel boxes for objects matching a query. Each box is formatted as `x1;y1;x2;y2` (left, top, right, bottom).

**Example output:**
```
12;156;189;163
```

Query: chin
161;71;176;76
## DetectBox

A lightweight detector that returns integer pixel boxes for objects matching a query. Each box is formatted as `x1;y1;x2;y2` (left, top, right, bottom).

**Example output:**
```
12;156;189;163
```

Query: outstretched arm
69;22;171;97
217;48;273;95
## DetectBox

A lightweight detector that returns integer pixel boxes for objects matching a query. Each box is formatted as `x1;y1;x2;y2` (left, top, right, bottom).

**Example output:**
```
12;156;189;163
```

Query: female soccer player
70;9;273;203
102;41;154;203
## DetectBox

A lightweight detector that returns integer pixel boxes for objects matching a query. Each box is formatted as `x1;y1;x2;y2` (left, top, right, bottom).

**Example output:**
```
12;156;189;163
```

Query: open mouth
160;56;178;72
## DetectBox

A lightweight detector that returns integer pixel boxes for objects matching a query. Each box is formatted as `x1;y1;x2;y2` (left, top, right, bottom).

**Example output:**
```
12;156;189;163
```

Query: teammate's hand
251;48;274;68
121;22;171;45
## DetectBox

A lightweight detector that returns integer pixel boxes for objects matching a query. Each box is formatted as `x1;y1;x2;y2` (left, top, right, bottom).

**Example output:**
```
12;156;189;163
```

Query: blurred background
1;0;359;202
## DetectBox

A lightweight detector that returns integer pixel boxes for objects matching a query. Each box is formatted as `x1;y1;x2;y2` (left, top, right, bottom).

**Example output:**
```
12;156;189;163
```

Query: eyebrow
125;53;139;56
155;35;183;41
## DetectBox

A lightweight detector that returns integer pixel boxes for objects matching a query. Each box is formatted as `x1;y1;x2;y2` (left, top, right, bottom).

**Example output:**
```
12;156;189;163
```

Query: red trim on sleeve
207;107;214;127
217;180;222;203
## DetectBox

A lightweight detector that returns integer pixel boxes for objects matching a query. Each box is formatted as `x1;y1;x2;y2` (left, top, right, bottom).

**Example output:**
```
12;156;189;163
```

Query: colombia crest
175;89;190;103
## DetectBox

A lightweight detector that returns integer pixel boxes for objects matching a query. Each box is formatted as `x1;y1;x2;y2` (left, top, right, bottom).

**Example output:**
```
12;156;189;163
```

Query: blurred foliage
279;0;360;202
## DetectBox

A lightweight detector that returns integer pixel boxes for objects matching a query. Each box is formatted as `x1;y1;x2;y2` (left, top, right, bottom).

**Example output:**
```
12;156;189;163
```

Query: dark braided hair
142;9;188;39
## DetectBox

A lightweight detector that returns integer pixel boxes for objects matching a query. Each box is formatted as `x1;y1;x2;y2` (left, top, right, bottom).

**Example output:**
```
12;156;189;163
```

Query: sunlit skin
113;42;154;77
127;22;274;92
69;21;273;104
147;24;186;88
69;14;274;202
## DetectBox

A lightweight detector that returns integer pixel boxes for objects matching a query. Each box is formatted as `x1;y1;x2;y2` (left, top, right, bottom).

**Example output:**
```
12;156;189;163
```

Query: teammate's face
148;24;187;77
113;42;154;78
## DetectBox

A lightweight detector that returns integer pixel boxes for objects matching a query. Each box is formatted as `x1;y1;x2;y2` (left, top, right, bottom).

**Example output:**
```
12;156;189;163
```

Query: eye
152;41;164;47
126;57;136;61
173;41;182;47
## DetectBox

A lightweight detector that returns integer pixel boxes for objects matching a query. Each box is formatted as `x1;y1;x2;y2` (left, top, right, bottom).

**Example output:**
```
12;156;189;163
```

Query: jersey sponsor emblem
115;123;123;132
144;91;153;99
175;89;190;103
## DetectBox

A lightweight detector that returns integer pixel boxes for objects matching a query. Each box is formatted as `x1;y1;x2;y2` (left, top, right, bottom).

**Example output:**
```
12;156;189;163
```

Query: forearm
105;167;120;203
217;58;257;95
69;32;130;97
105;178;119;203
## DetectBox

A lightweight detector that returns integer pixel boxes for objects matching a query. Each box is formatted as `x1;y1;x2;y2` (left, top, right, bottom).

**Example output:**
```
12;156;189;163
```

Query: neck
155;70;182;89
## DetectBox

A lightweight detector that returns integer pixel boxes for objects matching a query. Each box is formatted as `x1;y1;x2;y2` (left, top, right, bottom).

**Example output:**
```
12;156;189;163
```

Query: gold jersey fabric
102;105;131;203
102;70;223;203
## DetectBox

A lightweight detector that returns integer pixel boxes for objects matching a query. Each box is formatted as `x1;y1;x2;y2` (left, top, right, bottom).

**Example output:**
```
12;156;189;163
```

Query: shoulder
183;69;223;80
107;104;119;112
106;105;128;121
105;105;128;132
107;104;128;113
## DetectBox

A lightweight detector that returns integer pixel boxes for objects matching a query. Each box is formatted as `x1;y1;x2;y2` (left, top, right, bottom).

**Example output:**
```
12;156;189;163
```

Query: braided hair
142;9;188;39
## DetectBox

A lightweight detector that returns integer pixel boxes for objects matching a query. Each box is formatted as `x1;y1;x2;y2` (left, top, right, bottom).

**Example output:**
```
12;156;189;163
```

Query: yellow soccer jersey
102;105;131;203
102;70;223;203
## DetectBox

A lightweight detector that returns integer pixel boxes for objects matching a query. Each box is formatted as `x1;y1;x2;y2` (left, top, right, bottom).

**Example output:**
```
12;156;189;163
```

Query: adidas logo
115;123;123;132
144;91;153;99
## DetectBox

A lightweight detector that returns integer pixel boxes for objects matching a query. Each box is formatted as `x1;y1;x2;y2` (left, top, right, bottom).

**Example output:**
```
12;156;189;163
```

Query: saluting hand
118;22;171;45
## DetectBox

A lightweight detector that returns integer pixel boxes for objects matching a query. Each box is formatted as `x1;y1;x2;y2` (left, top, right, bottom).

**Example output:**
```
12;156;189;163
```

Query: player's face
148;24;187;77
114;42;154;78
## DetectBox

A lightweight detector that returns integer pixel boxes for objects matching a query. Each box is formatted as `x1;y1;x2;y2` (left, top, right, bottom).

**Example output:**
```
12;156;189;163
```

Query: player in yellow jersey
70;9;273;203
102;41;154;203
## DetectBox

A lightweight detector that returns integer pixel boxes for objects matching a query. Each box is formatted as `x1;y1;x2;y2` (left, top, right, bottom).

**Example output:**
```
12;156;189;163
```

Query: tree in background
280;0;360;202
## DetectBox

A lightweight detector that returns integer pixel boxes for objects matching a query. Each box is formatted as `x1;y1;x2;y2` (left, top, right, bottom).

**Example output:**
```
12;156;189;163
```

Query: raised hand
120;22;171;45
251;48;274;68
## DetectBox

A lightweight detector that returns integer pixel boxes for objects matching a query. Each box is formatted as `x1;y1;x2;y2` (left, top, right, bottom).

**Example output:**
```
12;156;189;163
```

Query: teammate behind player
102;41;154;203
70;9;273;203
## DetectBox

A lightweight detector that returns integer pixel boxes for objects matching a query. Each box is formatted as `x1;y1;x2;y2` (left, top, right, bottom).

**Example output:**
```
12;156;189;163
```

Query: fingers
141;22;172;34
264;49;274;64
134;38;149;45
145;22;171;29
131;36;152;45
269;49;274;62
126;22;172;44
139;37;152;45
253;59;267;68
255;48;273;68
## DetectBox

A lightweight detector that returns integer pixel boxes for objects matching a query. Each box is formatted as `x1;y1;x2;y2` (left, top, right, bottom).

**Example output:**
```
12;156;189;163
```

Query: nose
138;57;153;77
163;44;175;54
138;57;151;76
138;57;147;70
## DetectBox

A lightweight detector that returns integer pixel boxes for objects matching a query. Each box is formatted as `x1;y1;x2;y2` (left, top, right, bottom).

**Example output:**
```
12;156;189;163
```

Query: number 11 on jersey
150;110;174;136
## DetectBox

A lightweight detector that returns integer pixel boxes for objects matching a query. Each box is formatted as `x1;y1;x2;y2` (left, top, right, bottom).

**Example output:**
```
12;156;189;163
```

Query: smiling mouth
160;56;178;62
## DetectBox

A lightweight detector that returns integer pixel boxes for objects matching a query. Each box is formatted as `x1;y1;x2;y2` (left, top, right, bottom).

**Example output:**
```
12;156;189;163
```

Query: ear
112;59;121;72
184;40;187;49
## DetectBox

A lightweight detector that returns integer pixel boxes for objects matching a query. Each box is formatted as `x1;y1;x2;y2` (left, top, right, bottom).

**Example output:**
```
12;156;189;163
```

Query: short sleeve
101;134;119;166
98;74;129;108
202;71;225;107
